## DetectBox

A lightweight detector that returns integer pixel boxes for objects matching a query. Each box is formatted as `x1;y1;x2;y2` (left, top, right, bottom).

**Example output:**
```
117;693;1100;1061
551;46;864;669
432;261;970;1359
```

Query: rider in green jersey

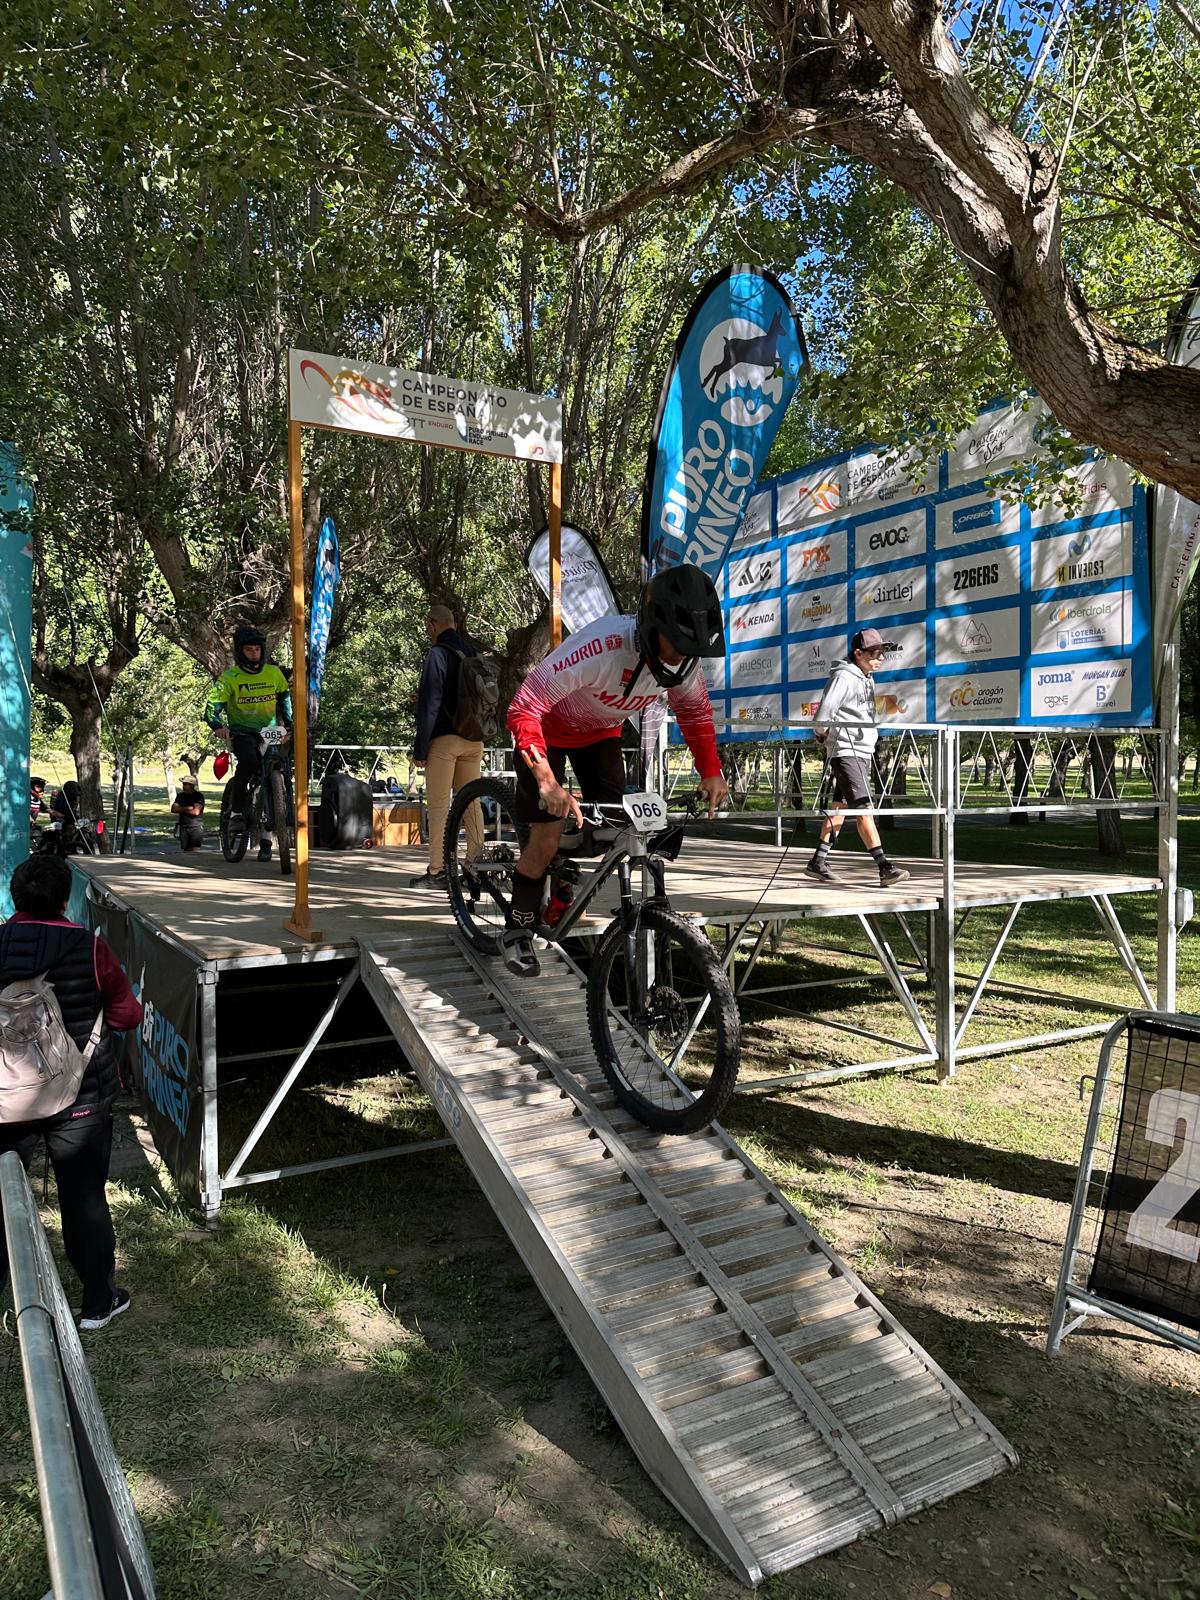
204;626;292;862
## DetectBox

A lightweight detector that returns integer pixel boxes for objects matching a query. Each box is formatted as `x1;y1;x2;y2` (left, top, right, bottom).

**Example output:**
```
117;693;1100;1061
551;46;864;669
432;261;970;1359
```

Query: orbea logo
698;314;786;428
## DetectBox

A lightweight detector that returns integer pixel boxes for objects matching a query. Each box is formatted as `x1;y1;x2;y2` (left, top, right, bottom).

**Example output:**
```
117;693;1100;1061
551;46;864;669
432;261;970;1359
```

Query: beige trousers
425;734;484;872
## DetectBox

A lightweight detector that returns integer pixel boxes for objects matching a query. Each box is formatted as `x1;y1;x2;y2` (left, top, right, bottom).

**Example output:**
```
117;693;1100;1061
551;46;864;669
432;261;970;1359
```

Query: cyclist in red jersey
503;564;729;976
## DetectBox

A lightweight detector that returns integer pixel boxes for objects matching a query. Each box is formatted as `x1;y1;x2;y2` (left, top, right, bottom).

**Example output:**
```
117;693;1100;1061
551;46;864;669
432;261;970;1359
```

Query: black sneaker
500;927;541;978
878;864;911;887
257;842;272;862
409;869;447;890
79;1288;132;1331
804;859;838;883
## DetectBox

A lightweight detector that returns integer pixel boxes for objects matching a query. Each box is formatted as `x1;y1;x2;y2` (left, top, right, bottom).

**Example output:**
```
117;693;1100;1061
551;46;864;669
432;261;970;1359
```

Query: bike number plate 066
622;792;668;832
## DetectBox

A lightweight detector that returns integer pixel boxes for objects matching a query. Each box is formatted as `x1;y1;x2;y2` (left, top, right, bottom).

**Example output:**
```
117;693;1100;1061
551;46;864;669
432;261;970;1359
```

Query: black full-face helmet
232;625;268;673
635;564;726;687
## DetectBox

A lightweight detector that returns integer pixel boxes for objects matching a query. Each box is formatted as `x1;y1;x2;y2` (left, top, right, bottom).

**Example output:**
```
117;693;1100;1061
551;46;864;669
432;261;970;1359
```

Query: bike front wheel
444;777;525;954
220;786;248;863
270;765;293;877
587;904;739;1135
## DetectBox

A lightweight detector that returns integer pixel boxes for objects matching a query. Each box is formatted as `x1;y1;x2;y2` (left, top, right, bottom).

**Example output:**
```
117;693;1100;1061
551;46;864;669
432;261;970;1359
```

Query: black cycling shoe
500;927;541;978
257;842;273;862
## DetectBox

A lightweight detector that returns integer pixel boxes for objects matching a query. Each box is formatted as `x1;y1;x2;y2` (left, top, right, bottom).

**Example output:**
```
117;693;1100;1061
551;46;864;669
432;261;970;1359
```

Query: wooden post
549;460;562;647
283;418;321;942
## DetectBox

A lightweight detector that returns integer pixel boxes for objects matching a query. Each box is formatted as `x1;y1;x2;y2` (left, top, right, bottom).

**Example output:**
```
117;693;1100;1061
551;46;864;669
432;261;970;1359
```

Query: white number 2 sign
1125;1089;1200;1264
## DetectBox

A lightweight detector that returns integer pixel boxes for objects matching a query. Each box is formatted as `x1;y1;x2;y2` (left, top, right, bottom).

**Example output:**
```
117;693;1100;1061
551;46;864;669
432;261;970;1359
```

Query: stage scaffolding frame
656;720;1178;1094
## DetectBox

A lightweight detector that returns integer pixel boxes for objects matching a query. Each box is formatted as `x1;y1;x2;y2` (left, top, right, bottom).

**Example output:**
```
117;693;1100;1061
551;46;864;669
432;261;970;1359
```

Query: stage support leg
199;968;221;1224
934;729;958;1081
1157;639;1179;1010
549;461;562;649
283;417;321;943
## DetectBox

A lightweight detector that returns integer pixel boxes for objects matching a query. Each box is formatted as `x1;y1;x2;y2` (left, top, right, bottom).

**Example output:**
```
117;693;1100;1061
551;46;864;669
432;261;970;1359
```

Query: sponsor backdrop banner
526;523;622;633
307;515;341;729
641;265;806;580
1152;274;1200;683
288;348;562;463
700;399;1152;740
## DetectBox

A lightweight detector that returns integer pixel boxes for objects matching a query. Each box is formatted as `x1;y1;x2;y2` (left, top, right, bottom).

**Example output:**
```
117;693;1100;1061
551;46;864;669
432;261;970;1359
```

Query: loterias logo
700;314;787;428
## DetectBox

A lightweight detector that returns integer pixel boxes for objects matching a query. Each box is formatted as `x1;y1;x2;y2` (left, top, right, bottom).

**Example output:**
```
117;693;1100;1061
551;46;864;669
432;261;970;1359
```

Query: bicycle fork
617;857;668;1024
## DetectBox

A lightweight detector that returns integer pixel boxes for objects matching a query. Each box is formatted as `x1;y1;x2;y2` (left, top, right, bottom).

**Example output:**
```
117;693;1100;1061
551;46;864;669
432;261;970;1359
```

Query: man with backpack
409;604;497;890
0;855;142;1331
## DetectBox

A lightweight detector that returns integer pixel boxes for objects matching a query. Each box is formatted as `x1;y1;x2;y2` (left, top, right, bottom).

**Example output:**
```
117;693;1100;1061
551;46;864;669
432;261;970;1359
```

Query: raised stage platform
72;843;1159;961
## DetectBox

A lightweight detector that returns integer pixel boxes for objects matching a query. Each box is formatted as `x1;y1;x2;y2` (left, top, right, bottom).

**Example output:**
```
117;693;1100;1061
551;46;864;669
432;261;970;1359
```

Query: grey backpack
0;973;102;1123
449;649;501;742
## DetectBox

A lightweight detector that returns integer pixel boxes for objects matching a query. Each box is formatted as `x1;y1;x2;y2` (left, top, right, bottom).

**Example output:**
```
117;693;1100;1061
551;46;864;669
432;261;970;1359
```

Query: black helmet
232;625;268;673
31;776;45;790
635;564;726;687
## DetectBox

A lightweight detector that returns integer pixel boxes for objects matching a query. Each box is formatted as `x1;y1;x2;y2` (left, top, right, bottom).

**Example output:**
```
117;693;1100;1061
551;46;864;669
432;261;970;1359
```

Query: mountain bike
219;726;294;876
442;778;739;1135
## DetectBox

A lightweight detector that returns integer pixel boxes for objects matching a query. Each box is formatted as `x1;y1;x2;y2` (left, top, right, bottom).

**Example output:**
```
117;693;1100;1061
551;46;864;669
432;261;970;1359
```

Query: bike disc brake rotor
637;983;690;1049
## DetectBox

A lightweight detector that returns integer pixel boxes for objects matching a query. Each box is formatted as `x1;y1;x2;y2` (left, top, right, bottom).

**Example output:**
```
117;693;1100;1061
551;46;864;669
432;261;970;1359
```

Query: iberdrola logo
699;314;787;427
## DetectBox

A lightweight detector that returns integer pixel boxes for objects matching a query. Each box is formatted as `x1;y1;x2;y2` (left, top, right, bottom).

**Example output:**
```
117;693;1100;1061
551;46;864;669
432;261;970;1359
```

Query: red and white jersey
507;614;721;778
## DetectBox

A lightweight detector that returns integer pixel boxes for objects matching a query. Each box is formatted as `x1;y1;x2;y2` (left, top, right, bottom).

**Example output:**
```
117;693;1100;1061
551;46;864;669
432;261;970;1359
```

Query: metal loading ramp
359;934;1016;1587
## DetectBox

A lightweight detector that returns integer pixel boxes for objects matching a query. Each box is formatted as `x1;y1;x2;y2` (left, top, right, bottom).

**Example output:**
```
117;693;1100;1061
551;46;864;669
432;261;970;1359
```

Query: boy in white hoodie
806;628;910;887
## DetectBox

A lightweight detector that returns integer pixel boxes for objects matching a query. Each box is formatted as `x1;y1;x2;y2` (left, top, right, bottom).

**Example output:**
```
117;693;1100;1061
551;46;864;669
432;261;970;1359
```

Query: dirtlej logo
862;578;914;606
700;315;787;427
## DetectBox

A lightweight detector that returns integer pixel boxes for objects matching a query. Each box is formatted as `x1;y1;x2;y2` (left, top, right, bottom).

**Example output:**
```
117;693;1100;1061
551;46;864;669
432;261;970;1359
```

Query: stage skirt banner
525;523;621;633
127;914;202;1207
307;515;341;727
641;265;806;580
695;397;1152;742
1152;274;1200;683
288;348;562;464
1088;1016;1200;1332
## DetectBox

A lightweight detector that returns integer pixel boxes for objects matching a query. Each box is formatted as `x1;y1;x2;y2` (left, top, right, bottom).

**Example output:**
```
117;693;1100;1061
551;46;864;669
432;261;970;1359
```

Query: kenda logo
863;579;914;606
732;606;777;633
867;524;910;552
1037;672;1072;686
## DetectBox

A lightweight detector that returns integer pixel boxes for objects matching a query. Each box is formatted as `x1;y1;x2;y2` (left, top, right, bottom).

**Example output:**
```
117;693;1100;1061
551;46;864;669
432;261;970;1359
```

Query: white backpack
0;973;103;1123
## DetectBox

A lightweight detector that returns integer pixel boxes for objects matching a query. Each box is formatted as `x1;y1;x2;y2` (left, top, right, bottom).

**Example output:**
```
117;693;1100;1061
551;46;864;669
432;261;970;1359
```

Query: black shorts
829;754;873;809
514;738;625;829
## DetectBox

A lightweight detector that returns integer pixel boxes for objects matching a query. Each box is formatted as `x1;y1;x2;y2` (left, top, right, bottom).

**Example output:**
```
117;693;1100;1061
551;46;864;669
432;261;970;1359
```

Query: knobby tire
586;903;740;1135
270;765;293;877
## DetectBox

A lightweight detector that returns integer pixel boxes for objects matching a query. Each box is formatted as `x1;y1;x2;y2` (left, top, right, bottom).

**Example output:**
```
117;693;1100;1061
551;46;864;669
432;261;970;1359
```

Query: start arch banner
700;400;1152;739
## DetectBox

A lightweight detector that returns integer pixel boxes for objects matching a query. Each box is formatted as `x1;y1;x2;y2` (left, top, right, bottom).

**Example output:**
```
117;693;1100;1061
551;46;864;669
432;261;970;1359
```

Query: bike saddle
556;821;615;857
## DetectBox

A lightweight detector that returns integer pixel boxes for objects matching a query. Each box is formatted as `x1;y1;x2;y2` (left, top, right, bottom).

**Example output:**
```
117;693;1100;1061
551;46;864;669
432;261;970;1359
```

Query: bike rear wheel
270;765;293;877
220;786;248;863
444;778;525;953
587;904;739;1135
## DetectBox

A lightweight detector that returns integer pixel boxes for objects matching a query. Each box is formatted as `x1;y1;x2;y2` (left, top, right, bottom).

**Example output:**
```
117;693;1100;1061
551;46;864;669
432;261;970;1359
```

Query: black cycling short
514;738;625;830
829;754;873;809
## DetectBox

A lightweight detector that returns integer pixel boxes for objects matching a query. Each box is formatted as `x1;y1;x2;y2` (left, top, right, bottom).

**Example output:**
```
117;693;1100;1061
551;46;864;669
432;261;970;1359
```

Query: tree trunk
1008;737;1032;826
163;751;177;805
68;702;109;852
1089;735;1126;858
